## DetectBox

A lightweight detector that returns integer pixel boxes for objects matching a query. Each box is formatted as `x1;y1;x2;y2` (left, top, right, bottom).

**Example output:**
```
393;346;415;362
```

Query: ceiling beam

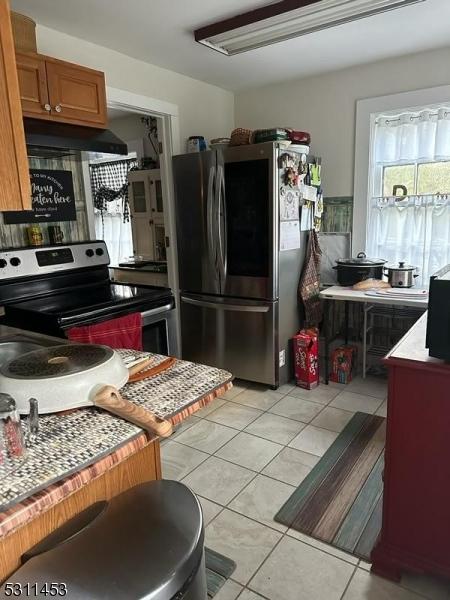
194;0;322;41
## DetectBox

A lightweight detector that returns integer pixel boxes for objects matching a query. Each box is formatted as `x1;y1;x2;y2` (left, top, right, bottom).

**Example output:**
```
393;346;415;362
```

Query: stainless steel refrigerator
173;142;309;387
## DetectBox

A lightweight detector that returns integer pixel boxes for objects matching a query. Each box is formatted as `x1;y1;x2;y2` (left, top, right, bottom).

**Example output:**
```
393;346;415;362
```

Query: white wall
109;114;159;161
235;47;450;197
36;25;235;150
108;114;147;144
35;25;450;199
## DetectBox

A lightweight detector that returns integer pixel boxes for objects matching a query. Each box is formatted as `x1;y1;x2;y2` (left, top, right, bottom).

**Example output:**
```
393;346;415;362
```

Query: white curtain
374;108;450;163
367;107;450;283
367;196;450;283
90;158;137;265
94;199;133;266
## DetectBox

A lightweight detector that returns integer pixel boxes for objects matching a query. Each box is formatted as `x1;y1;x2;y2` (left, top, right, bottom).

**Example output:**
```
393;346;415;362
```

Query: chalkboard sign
3;169;77;224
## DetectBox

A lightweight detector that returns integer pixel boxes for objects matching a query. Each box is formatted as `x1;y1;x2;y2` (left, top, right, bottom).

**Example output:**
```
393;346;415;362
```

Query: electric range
0;241;178;355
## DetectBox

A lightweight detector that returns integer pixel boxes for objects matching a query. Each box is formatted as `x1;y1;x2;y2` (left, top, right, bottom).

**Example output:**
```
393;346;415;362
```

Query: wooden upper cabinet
0;0;31;211
16;53;107;128
45;58;107;128
16;52;50;118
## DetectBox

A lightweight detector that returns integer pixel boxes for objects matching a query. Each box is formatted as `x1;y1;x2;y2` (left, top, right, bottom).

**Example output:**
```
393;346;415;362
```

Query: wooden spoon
128;357;176;383
127;356;154;378
93;385;173;438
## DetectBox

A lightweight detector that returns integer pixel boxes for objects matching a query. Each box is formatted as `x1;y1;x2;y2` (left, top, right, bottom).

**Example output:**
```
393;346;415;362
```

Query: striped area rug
275;412;385;561
205;547;236;598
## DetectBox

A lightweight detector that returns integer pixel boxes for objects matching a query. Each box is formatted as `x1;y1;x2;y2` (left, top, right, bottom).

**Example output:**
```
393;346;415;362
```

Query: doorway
81;86;181;352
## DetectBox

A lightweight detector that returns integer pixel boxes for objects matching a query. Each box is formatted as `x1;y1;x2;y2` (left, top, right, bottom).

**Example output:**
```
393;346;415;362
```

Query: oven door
142;303;178;357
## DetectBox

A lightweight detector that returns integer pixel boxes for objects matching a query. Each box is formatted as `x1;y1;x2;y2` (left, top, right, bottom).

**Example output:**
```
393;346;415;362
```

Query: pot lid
0;344;113;380
387;261;416;271
336;252;386;267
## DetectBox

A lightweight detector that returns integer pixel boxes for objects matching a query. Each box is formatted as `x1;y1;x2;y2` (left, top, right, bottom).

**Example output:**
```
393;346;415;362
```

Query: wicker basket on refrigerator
229;128;253;146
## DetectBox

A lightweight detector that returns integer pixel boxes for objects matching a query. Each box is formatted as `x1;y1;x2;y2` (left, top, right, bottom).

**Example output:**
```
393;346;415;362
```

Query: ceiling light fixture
194;0;426;55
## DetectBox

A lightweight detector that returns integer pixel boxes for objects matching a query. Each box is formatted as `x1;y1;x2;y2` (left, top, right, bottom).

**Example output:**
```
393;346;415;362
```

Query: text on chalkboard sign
3;169;77;224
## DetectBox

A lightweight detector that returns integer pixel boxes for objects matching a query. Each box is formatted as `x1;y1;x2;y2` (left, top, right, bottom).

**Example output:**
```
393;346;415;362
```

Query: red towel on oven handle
67;313;143;351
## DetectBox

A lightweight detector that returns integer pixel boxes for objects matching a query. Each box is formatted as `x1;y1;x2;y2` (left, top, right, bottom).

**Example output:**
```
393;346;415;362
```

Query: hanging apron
298;229;323;327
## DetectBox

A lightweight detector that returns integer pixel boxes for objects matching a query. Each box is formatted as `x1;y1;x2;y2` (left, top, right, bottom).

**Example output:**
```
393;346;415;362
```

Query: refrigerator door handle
215;164;226;287
181;295;270;313
207;164;219;278
220;165;228;280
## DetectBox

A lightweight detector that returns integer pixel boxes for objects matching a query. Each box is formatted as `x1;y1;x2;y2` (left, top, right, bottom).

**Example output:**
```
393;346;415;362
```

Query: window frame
353;85;450;253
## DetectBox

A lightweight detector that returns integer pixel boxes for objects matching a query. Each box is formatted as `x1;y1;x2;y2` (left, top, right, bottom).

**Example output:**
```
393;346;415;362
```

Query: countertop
111;265;168;273
320;285;429;308
385;311;450;372
0;341;232;538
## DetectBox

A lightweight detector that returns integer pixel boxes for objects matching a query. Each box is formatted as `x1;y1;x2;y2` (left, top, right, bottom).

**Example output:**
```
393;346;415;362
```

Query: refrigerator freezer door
173;151;221;295
180;293;278;386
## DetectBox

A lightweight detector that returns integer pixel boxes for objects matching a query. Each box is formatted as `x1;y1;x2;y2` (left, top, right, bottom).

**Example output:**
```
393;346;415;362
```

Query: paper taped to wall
301;184;317;202
280;187;300;221
280;220;301;251
301;204;313;231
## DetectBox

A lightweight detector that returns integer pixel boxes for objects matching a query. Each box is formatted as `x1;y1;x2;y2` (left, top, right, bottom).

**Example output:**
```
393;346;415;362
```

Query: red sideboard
371;313;450;582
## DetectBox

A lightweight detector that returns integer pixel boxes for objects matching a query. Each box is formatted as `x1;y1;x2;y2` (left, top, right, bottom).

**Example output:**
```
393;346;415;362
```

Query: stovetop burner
9;283;172;314
0;241;175;334
4;282;174;330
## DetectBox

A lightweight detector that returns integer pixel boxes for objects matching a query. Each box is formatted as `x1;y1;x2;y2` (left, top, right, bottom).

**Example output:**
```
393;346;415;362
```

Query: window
382;164;415;197
418;161;450;195
89;155;137;265
366;106;450;283
382;161;450;197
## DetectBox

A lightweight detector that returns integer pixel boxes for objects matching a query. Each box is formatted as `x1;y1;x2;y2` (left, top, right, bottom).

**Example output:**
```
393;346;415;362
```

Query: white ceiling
11;0;450;91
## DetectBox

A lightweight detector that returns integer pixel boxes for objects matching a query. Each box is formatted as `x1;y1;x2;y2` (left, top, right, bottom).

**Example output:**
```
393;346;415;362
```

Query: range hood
24;118;128;158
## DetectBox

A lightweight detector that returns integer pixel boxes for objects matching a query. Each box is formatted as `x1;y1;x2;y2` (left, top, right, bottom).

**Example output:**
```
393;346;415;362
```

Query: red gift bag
329;345;357;384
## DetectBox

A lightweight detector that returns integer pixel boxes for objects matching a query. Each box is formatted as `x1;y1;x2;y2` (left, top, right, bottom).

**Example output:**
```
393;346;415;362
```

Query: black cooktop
4;283;174;330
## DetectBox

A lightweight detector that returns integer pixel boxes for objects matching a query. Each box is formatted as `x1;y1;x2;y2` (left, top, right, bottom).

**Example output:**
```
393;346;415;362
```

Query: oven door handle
141;303;174;320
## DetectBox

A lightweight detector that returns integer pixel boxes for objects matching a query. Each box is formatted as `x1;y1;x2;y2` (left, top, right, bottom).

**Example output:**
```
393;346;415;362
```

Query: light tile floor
161;376;449;600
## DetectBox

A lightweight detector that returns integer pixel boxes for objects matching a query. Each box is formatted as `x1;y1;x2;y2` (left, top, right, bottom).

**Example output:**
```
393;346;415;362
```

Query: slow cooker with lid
334;252;387;286
384;262;419;288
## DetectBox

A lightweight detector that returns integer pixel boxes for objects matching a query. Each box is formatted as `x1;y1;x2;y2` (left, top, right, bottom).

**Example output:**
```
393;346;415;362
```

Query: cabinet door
148;170;164;221
131;216;155;258
129;175;155;258
16;52;50;118
129;178;151;216
153;223;167;262
45;58;107;128
0;0;31;211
